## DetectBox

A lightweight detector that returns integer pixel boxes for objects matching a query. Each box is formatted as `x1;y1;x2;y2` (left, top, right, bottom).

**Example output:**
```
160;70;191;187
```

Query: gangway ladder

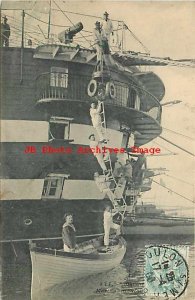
99;101;128;223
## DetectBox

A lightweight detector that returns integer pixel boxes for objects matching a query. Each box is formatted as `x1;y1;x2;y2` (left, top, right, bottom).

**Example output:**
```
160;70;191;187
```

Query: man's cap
104;11;109;16
95;21;100;25
88;133;95;139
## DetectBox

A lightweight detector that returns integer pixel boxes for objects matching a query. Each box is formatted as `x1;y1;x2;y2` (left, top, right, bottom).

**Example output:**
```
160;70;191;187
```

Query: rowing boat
30;236;126;298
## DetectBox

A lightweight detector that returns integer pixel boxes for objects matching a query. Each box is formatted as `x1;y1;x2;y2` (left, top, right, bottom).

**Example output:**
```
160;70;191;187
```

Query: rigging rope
152;140;176;154
126;25;150;54
164;173;194;187
159;136;195;157
52;7;123;22
53;0;93;48
25;11;69;27
163;127;195;141
153;180;195;204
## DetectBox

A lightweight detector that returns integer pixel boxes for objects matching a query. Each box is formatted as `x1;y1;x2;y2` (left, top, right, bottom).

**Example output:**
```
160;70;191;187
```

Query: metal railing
36;72;161;122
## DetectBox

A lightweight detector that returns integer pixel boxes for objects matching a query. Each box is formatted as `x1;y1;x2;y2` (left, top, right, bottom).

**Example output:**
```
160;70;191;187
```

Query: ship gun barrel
58;22;83;44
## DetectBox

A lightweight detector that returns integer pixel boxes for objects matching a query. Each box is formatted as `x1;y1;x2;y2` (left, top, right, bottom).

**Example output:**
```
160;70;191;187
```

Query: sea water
1;235;194;300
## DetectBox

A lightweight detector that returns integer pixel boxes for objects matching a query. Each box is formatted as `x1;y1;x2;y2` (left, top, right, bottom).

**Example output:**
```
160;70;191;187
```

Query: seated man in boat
62;213;76;253
104;204;121;251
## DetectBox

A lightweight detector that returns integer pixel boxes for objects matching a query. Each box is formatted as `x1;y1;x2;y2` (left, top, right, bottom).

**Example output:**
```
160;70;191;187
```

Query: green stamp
144;245;188;299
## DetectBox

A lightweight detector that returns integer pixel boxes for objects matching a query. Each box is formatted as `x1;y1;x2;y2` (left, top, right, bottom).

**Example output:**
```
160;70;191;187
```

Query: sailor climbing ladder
98;100;129;222
90;43;137;223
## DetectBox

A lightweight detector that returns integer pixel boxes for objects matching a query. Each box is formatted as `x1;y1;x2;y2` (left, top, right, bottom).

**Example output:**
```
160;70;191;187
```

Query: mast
48;0;52;39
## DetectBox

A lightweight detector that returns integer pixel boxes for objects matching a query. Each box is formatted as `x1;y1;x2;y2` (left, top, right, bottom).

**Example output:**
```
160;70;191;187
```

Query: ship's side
1;45;163;240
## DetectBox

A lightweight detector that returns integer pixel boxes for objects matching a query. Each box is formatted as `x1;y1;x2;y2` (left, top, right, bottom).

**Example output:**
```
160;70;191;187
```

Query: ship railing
36;72;161;122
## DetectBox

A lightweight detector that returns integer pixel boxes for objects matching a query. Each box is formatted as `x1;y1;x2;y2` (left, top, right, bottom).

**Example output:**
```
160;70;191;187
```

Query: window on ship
42;174;69;199
50;67;68;88
48;117;73;141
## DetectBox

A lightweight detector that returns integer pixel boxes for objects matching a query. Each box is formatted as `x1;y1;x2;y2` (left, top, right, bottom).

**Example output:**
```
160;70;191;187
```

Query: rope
163;127;195;141
152;140;176;154
159;136;195;157
164;173;194;187
53;0;93;48
153;180;195;204
52;8;123;22
25;11;69;28
5;13;44;32
126;25;150;54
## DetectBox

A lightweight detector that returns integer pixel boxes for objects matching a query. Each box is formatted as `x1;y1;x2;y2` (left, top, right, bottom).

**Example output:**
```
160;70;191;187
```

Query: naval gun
58;22;83;44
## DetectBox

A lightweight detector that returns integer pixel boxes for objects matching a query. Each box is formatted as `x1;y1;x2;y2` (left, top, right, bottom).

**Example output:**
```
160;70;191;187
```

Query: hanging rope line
163;127;195;141
153;180;195;204
53;0;93;48
164;173;194;187
52;7;123;22
152;140;177;155
159;136;195;157
125;25;150;54
25;12;69;27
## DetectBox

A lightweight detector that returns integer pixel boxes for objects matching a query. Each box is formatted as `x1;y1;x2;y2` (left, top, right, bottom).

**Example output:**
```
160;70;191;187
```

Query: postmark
144;245;189;299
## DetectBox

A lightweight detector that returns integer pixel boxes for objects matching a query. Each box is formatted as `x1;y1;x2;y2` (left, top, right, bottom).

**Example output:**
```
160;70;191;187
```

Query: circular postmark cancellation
144;245;188;299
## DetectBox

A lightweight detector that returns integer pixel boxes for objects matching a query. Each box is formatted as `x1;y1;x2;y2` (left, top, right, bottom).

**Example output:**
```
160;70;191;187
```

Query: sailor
123;159;133;183
103;204;121;250
128;132;135;150
94;172;115;200
62;213;76;252
89;134;110;175
113;158;124;180
1;16;11;47
101;12;113;45
93;21;102;66
132;154;146;182
90;100;106;143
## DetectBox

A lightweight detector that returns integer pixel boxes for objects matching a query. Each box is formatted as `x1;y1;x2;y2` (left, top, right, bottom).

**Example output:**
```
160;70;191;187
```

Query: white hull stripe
0;179;105;200
1;120;123;148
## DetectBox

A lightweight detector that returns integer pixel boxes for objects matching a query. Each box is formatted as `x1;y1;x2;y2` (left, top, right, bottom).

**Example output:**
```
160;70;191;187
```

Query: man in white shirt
90;100;106;142
104;204;121;249
89;134;109;175
101;11;113;45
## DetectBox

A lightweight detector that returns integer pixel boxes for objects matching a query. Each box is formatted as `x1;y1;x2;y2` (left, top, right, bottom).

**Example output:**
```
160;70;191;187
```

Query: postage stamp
144;245;189;299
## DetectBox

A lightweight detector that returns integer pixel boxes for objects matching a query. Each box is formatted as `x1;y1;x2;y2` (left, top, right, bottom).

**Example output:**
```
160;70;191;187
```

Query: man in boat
62;213;76;252
89;134;110;175
93;21;103;67
90;100;106;143
101;11;113;46
1;16;10;47
104;204;121;250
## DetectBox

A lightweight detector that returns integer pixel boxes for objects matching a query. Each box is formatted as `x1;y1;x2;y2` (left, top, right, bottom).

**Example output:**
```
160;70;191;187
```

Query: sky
1;0;195;216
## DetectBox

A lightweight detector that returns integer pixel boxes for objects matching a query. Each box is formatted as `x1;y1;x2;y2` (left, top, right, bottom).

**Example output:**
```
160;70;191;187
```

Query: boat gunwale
30;237;126;260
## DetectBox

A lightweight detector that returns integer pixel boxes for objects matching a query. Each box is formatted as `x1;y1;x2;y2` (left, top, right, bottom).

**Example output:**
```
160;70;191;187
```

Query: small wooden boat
30;236;126;297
